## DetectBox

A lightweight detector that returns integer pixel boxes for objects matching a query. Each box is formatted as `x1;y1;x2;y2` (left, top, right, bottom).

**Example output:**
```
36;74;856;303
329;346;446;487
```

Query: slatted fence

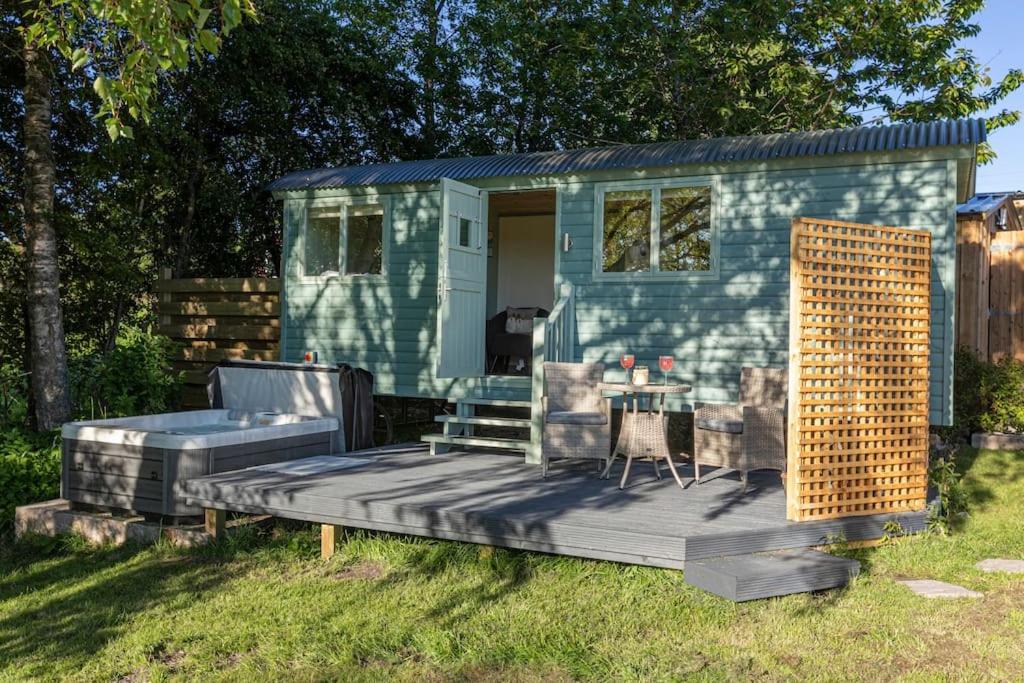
157;269;281;407
786;218;931;522
986;229;1024;361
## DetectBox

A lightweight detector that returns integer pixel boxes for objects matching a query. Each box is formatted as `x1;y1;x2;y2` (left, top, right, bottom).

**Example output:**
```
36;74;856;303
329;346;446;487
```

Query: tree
17;0;255;430
463;0;1021;153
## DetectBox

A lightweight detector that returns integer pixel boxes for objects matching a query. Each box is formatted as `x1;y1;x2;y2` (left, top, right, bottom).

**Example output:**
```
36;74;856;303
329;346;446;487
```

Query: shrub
944;348;1024;441
976;357;1024;433
927;447;969;534
70;327;183;420
0;428;61;531
0;364;30;428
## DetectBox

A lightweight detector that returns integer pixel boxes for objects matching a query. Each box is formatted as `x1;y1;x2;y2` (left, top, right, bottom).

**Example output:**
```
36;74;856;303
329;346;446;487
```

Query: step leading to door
423;434;529;453
684;549;860;602
423;396;533;455
450;397;531;408
436;415;532;429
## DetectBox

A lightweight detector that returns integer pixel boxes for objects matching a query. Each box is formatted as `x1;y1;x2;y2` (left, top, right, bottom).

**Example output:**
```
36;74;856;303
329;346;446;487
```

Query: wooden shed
955;192;1024;360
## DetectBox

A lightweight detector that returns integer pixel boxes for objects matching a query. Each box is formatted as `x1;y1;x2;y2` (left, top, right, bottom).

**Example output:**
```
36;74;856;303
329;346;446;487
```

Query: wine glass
620;353;635;381
658;355;674;384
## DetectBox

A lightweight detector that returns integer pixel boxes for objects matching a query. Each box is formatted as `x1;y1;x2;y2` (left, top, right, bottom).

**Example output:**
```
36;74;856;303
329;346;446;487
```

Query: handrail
542;281;575;363
528;282;575;464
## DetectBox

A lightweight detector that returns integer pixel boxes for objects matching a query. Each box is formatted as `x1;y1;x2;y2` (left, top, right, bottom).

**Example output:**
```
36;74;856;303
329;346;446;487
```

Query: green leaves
23;0;258;143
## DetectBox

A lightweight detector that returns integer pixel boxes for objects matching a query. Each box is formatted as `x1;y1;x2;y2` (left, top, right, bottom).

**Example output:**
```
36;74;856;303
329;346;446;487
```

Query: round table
597;382;692;489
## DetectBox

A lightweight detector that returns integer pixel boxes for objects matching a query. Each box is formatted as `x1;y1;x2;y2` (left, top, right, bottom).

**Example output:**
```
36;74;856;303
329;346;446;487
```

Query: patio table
597;382;691;490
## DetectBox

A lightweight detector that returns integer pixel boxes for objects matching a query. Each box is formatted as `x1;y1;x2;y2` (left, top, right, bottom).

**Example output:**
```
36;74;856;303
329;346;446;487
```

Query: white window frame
299;195;389;282
592;176;720;281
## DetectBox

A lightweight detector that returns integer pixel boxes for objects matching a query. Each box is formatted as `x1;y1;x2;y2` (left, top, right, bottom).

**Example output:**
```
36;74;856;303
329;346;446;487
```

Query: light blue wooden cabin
269;118;985;461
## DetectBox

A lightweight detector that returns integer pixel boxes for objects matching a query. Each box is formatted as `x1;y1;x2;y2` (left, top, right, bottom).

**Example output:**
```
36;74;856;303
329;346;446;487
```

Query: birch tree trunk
23;41;71;430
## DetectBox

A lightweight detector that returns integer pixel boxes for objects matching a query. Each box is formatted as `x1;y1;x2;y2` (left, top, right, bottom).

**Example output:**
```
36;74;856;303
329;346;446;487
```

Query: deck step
449;397;531;408
435;415;531;429
684;549;860;602
422;433;530;453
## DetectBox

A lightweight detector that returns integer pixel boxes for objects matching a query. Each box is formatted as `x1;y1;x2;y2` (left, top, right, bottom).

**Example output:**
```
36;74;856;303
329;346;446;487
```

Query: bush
927;447;969;534
944;348;1024;442
70;327;183;420
0;428;61;531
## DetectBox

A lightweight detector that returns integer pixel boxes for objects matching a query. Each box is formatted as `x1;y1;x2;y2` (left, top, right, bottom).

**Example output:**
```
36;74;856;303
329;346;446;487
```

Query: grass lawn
1;448;1022;682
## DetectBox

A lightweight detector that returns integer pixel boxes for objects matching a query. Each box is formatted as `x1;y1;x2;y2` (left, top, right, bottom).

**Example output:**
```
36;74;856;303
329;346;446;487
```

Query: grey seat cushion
546;411;607;426
696;416;744;434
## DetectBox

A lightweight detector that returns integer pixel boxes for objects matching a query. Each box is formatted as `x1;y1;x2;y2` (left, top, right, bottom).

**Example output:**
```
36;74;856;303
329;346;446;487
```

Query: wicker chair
541;362;611;477
693;367;787;490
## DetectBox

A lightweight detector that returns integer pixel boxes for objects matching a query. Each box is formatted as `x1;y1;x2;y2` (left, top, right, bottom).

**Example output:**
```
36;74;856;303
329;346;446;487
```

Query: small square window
305;207;340;276
346;205;383;275
458;217;472;247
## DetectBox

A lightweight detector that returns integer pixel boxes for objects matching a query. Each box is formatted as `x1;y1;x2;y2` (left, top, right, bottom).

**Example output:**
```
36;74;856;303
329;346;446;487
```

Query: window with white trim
345;204;383;274
598;181;714;276
303;203;384;277
305;207;341;276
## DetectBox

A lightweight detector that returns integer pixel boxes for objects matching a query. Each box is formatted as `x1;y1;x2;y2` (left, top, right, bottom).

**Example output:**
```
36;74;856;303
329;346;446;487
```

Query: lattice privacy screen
787;218;931;521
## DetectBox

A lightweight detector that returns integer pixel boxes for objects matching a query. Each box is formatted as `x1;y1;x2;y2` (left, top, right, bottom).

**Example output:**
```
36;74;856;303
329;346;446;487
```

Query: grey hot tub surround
61;409;339;516
60;360;366;517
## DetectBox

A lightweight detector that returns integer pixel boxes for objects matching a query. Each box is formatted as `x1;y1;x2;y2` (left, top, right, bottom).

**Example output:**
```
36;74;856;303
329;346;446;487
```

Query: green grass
2;449;1023;681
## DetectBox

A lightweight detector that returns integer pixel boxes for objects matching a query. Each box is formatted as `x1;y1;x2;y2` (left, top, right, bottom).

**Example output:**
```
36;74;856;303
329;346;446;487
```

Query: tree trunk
23;41;71;430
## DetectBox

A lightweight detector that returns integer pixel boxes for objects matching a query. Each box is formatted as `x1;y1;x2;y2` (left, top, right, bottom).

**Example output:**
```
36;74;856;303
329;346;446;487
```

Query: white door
436;178;487;378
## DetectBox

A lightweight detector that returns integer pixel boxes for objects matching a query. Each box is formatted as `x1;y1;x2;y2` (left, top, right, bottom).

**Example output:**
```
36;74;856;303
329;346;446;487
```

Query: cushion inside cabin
505;307;539;335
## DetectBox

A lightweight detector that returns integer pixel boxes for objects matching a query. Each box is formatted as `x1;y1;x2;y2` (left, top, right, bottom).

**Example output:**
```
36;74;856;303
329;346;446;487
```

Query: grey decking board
685;549;861;601
177;489;687;569
683;511;928;560
177;448;922;570
181;483;692;560
218;449;786;536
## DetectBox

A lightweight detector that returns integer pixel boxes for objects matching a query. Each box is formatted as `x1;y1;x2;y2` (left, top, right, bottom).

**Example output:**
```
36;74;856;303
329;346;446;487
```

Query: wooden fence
956;217;1024;361
157;269;281;407
787;218;931;522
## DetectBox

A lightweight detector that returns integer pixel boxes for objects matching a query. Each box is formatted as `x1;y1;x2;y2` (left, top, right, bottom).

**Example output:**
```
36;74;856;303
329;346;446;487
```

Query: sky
965;0;1024;191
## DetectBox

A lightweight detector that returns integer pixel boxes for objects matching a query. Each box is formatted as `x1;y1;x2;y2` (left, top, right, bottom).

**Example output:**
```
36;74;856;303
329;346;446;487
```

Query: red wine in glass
658;355;674;383
620;354;635;377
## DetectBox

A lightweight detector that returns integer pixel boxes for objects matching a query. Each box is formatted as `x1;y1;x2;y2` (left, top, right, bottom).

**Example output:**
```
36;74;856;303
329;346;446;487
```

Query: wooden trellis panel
787;218;931;522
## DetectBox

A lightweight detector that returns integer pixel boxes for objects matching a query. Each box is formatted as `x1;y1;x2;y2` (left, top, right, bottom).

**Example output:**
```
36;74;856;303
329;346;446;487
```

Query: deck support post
204;508;226;540
321;523;345;559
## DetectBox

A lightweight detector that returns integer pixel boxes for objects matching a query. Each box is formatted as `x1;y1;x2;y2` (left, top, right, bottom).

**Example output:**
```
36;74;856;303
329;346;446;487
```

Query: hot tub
61;409;339;517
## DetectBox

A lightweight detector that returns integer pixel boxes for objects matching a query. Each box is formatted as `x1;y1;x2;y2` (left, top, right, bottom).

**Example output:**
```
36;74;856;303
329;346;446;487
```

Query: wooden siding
281;155;957;425
560;158;955;425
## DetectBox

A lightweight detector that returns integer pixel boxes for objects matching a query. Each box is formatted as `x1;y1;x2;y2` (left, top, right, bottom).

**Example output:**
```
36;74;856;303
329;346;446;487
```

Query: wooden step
435;415;531;429
449;397;531;408
684;549;860;602
422;433;530;453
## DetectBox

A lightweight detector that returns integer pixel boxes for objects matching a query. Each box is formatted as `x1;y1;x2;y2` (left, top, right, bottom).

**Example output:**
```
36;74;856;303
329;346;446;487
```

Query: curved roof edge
269;118;986;192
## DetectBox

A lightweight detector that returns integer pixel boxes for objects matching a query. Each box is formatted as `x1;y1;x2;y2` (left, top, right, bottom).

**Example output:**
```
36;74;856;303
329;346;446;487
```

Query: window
346;204;383;275
303;202;385;278
659;186;711;272
597;181;715;277
458;217;472;247
305;207;340;276
602;190;652;272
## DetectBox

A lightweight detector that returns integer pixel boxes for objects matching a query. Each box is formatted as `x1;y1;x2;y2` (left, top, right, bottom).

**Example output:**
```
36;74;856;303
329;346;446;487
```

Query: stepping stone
899;579;982;599
976;559;1024;573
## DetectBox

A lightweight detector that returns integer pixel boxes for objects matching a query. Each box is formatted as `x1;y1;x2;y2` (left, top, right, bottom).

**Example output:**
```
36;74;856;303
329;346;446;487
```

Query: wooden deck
177;445;928;570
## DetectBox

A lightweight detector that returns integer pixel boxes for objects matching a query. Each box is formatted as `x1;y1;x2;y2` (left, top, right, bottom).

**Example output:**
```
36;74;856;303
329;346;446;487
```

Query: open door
436;178;487;378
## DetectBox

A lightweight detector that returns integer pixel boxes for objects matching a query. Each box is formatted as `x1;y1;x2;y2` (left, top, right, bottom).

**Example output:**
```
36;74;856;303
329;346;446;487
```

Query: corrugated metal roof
269;118;985;192
957;191;1017;217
